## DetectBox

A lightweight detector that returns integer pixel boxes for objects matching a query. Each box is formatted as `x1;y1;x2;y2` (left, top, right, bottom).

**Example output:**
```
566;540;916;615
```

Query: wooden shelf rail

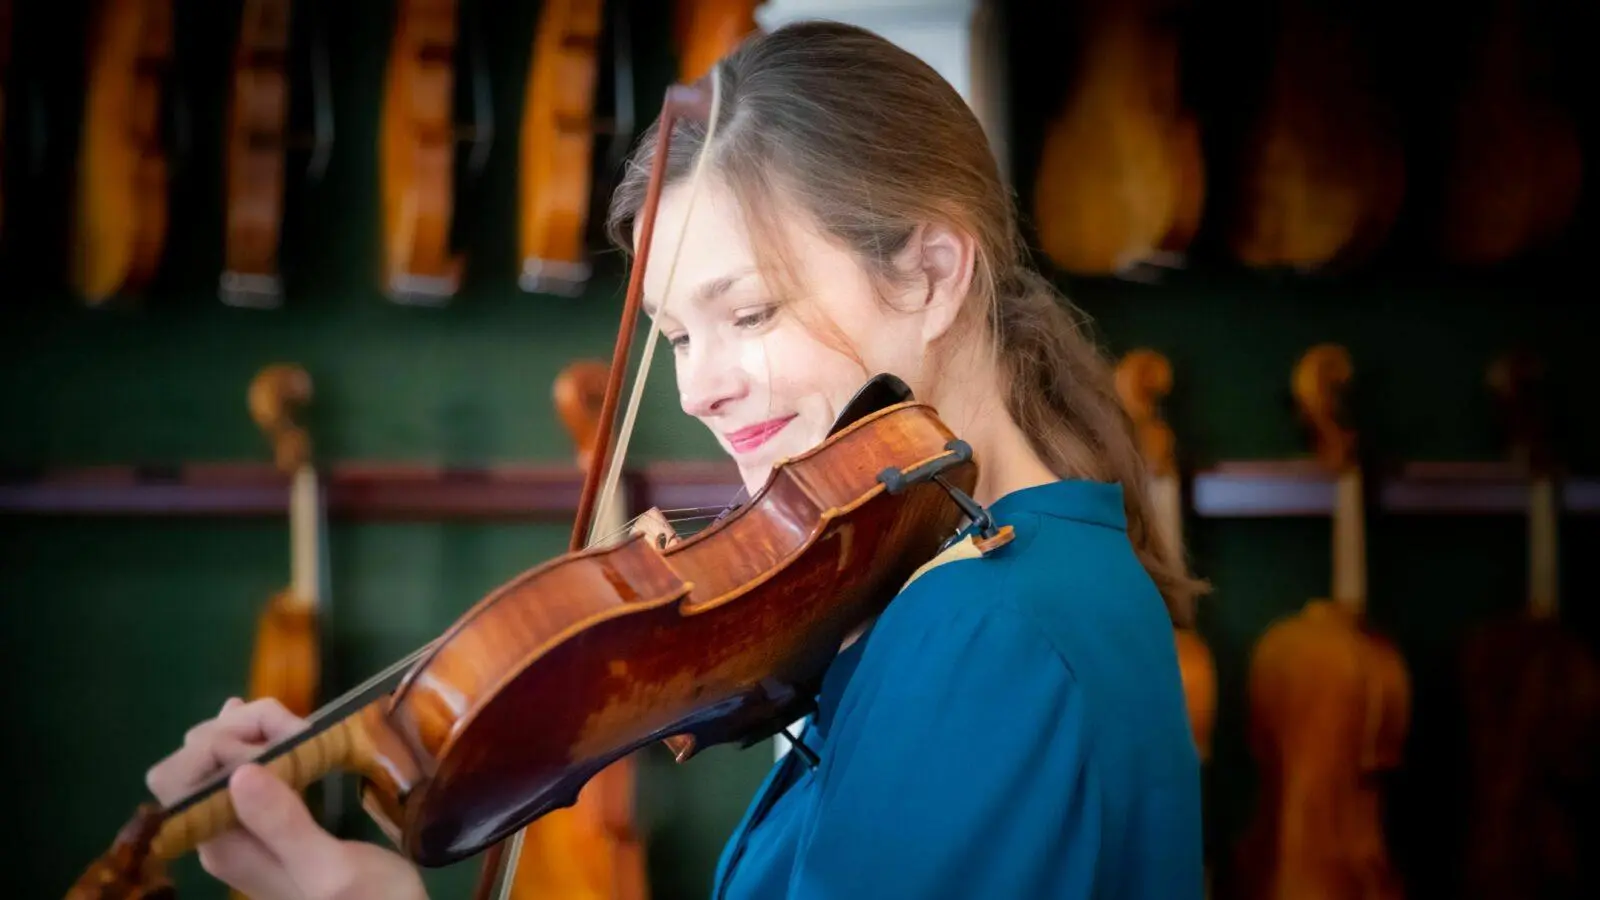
0;459;1594;520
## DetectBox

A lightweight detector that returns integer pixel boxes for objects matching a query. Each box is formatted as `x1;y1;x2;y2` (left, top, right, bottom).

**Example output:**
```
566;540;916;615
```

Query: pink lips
724;415;797;453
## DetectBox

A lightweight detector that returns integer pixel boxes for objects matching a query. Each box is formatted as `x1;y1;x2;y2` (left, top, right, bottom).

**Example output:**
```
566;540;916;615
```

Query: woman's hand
145;697;428;900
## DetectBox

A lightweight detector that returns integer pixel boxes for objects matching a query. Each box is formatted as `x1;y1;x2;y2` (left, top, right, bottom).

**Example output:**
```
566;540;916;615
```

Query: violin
221;0;334;308
244;364;325;724
1113;350;1215;760
518;1;638;298
674;0;760;82
499;359;650;900
1458;351;1600;899
1225;0;1404;270
1032;0;1204;276
1232;344;1409;900
380;0;492;306
1436;0;1581;266
69;0;175;306
67;76;1012;900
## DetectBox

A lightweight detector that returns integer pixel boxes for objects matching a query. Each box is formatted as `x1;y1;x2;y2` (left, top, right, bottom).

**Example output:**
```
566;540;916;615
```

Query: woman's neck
924;340;1058;508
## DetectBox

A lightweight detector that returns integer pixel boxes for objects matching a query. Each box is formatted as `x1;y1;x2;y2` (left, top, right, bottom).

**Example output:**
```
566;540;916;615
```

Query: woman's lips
724;415;797;453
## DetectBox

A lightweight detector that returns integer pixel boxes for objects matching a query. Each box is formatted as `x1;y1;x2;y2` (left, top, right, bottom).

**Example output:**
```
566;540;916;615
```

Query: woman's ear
905;221;977;344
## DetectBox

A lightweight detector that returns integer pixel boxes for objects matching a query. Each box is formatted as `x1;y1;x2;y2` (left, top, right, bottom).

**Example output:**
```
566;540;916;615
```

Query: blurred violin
1458;351;1600;899
1233;344;1409;900
1226;0;1404;270
221;0;334;308
1033;0;1204;277
1436;0;1581;266
70;0;176;306
1114;350;1215;759
674;0;761;82
518;0;636;297
500;359;650;900
380;0;493;306
69;75;1011;900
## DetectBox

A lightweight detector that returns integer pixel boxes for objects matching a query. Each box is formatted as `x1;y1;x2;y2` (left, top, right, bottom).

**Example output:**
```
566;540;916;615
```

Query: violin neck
291;463;321;609
1150;470;1183;557
1331;467;1366;613
151;708;379;862
1528;473;1559;619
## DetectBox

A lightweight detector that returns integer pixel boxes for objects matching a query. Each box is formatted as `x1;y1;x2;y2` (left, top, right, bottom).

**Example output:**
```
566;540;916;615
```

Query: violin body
70;0;173;305
1032;0;1203;275
1237;600;1409;900
381;0;462;303
518;0;604;296
1176;628;1216;759
675;0;760;82
1460;614;1600;899
221;0;292;306
1227;0;1403;270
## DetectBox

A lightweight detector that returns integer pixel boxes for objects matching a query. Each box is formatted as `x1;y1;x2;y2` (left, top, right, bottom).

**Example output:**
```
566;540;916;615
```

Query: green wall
3;2;1596;899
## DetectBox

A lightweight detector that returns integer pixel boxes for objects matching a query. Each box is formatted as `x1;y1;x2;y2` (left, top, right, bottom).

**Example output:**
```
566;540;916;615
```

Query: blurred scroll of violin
221;0;334;308
1114;350;1215;760
1225;0;1404;271
1233;344;1409;900
380;0;493;306
1032;0;1204;277
518;0;636;297
1436;0;1581;266
1458;351;1600;900
70;0;174;307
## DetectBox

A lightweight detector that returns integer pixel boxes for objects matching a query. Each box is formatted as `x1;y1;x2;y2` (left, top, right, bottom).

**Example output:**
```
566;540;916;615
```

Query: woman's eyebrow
643;268;758;318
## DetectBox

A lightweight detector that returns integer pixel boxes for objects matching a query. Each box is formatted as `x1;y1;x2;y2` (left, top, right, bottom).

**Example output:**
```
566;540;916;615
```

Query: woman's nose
679;347;748;418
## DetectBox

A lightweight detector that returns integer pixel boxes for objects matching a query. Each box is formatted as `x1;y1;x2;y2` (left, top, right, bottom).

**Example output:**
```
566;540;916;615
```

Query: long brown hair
605;21;1208;626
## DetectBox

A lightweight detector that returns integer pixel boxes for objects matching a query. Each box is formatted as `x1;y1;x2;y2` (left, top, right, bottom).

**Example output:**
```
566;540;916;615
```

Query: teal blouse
710;479;1203;899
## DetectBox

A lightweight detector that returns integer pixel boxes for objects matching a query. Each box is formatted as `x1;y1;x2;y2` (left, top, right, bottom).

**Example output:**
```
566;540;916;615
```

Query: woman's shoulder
873;479;1173;670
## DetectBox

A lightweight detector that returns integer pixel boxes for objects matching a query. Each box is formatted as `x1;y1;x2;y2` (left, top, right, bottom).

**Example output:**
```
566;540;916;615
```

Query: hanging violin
379;0;493;306
220;0;334;308
1458;351;1600;900
1232;344;1409;900
66;73;1012;900
69;0;175;307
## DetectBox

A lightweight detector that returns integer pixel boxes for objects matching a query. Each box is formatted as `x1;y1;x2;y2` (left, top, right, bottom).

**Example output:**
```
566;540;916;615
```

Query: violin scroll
1487;348;1552;473
553;359;611;472
1114;349;1176;476
248;363;313;473
1292;343;1356;472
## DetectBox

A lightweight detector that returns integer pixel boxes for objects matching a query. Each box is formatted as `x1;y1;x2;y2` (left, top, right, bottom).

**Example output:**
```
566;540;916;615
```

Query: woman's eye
667;333;689;350
734;306;776;329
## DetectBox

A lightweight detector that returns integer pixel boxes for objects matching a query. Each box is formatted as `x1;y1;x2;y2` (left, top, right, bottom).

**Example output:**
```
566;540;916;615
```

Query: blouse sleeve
784;568;1101;899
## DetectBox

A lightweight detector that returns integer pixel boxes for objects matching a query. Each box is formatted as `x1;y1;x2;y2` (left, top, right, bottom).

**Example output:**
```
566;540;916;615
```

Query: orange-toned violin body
70;0;173;306
674;0;760;81
1233;345;1409;900
221;0;293;307
1033;0;1204;276
380;0;463;304
518;0;605;297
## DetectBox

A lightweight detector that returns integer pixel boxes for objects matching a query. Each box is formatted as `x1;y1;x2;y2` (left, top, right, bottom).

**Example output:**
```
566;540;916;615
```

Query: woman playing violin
143;21;1206;900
